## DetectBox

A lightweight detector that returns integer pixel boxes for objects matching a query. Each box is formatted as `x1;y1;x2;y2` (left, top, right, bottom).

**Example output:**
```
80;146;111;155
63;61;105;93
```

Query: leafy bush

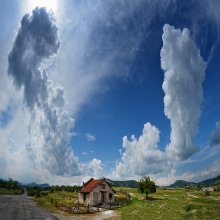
115;190;131;205
27;188;41;197
204;190;210;196
184;204;193;212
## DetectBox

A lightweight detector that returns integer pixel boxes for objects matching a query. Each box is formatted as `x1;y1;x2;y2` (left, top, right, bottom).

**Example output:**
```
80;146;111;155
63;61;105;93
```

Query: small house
79;178;115;206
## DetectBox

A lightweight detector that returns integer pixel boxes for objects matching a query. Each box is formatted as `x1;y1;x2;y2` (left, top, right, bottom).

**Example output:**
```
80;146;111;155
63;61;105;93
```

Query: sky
0;0;220;186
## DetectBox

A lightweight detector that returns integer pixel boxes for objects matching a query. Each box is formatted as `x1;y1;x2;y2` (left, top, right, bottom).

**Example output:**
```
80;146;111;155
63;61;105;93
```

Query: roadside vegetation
28;185;84;214
34;191;79;212
0;178;24;195
114;188;131;206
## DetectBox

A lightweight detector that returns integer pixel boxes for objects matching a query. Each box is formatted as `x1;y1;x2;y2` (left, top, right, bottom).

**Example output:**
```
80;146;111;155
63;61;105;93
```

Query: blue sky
0;0;220;185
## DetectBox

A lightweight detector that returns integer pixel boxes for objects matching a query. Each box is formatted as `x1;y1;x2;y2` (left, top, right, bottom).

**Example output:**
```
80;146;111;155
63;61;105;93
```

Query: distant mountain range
199;175;220;186
22;182;50;189
169;175;220;188
1;174;220;189
106;178;138;188
20;175;220;189
108;175;220;188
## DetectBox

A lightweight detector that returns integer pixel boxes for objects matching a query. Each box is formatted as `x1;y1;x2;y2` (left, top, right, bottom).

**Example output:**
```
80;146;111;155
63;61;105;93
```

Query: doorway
101;191;106;203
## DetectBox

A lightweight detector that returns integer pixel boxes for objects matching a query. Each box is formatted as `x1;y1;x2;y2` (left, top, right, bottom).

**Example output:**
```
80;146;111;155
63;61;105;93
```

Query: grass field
118;188;220;220
34;187;220;219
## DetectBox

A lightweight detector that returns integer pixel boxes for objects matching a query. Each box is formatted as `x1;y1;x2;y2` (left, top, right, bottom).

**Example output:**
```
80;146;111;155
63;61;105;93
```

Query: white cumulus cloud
113;123;169;178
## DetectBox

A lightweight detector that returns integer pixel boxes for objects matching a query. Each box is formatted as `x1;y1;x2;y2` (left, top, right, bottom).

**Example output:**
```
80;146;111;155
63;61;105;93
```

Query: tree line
0;178;23;194
50;185;81;192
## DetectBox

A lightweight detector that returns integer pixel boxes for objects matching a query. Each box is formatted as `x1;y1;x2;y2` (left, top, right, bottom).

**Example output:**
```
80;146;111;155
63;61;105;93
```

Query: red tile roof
80;178;102;193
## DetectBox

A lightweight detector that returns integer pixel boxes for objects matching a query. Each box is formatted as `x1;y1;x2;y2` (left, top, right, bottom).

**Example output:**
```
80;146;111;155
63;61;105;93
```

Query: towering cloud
113;24;206;179
8;7;81;176
113;123;169;178
8;7;60;108
161;24;206;160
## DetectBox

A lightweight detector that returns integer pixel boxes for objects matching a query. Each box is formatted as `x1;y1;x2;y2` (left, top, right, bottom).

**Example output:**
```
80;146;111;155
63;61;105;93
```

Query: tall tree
138;176;156;199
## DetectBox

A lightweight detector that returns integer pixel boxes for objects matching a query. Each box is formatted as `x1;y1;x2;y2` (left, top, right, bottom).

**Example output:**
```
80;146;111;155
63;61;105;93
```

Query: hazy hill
107;179;138;188
199;175;220;186
169;174;220;188
23;182;50;189
169;180;197;188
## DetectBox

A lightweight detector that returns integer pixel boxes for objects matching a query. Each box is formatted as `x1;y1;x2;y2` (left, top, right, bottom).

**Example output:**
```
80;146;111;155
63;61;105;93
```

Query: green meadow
118;188;220;220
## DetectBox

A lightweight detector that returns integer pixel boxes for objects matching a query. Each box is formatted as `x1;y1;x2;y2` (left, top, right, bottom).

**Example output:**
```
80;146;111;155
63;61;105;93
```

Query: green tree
138;176;156;199
6;178;14;193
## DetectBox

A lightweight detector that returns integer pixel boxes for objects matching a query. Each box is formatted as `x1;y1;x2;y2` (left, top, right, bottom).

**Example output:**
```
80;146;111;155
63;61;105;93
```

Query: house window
102;184;105;189
83;193;86;201
109;193;112;200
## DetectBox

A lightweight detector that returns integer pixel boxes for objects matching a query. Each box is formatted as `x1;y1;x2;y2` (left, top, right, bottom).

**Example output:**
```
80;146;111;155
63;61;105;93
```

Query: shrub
184;204;193;212
115;190;131;205
27;188;41;197
203;189;210;196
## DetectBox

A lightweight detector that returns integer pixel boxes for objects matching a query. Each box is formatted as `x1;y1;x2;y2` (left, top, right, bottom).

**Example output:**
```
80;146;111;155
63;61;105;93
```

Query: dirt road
0;194;58;220
54;210;121;220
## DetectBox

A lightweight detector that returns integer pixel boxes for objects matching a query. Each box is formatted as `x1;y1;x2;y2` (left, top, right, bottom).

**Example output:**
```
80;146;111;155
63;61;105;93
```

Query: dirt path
54;210;121;220
0;194;58;220
187;193;199;198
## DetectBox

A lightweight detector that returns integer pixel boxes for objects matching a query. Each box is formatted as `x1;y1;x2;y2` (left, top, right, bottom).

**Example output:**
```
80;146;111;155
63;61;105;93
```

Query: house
79;178;115;206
